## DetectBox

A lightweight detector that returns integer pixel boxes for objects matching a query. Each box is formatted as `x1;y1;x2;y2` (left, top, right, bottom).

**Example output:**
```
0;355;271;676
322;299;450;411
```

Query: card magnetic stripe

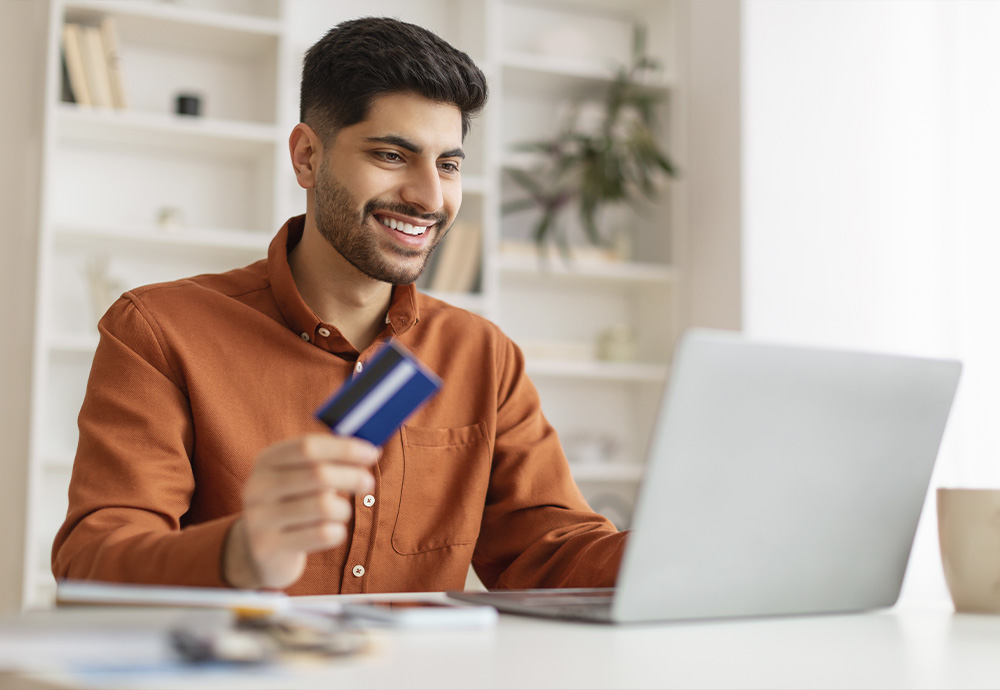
318;345;406;423
342;366;439;446
315;343;440;446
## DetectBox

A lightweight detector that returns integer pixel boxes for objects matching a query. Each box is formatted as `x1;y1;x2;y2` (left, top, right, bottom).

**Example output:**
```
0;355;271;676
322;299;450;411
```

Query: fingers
245;461;374;506
239;433;380;588
257;434;380;470
270;522;348;554
250;490;354;533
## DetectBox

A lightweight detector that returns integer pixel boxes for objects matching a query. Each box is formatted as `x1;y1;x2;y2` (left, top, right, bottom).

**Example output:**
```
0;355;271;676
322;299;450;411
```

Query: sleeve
471;336;629;589
51;295;237;587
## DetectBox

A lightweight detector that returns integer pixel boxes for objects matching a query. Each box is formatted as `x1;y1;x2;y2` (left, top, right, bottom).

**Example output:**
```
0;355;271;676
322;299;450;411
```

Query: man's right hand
223;434;379;590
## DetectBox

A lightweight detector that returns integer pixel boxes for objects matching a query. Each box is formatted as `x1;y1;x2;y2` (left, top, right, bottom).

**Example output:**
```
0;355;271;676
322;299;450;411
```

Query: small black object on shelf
175;93;202;117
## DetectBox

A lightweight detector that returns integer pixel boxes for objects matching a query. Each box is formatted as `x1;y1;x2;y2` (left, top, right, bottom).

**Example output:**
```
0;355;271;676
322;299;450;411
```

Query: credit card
314;339;442;446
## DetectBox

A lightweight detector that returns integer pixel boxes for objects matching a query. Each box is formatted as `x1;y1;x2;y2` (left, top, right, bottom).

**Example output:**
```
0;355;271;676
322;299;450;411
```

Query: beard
313;162;451;285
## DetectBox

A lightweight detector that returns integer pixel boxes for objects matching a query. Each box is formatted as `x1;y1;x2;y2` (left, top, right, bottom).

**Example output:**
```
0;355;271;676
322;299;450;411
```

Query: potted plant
502;27;678;257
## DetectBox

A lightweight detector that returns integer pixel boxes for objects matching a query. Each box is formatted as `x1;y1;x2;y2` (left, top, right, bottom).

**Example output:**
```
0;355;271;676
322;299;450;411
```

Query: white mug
937;488;1000;614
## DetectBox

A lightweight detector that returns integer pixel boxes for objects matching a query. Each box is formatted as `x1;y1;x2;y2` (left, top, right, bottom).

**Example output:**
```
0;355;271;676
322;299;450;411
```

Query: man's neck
288;219;393;353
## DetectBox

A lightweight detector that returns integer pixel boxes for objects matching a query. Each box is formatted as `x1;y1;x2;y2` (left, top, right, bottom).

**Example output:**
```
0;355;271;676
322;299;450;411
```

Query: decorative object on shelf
596;324;637;362
587;491;633;530
155;206;185;231
502;26;677;253
175;93;202;117
563;431;621;465
83;255;124;324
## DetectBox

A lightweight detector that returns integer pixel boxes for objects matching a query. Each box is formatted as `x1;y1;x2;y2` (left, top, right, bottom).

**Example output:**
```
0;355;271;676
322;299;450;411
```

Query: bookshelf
23;0;291;609
17;0;701;607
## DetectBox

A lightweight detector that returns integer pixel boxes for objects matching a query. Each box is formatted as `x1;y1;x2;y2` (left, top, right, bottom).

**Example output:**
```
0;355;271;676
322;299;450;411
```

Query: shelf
56;105;281;157
526;359;667;382
502;51;673;97
47;333;99;354
570;463;643;482
497;254;676;286
462;174;489;195
53;220;272;253
41;454;76;472
64;1;282;58
422;290;489;315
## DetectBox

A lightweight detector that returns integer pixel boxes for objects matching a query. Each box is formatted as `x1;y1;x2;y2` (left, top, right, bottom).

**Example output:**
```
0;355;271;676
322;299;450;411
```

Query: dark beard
314;164;450;285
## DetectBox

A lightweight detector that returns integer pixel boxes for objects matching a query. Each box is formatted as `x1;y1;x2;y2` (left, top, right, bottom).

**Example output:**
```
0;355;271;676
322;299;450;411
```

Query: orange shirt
52;216;625;594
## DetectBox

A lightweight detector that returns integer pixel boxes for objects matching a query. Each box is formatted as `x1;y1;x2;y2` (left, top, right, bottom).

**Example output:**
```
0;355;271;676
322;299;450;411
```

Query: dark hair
300;17;488;142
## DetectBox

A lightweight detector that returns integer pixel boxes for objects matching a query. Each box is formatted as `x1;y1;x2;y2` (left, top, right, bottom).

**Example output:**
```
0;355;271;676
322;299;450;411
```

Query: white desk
7;596;1000;690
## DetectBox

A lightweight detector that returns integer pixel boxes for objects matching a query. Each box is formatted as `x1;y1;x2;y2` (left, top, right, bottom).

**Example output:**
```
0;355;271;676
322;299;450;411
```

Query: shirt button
363;494;375;507
355;361;363;374
352;565;365;578
300;332;310;342
318;327;331;337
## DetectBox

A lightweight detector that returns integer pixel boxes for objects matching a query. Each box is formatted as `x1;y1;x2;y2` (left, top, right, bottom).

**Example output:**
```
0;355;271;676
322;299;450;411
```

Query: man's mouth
376;215;431;237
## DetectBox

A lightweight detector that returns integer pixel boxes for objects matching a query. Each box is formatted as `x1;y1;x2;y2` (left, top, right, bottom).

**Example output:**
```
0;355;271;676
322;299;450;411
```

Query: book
60;50;76;104
80;24;114;108
429;222;482;293
61;23;91;107
100;16;128;110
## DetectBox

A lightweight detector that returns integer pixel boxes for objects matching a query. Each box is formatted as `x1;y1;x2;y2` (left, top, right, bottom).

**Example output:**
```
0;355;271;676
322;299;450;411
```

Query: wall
0;0;49;613
743;0;1000;601
684;0;743;331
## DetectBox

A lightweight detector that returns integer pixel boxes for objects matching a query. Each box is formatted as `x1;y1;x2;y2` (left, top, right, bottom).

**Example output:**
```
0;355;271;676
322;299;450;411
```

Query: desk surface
7;596;1000;690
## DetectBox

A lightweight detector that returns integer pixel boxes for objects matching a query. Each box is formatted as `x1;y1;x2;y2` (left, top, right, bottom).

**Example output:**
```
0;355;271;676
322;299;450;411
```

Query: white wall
0;0;49;614
743;0;1000;601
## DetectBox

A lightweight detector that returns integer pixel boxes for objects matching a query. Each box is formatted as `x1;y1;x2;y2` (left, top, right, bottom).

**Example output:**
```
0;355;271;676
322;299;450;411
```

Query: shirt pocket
391;422;491;555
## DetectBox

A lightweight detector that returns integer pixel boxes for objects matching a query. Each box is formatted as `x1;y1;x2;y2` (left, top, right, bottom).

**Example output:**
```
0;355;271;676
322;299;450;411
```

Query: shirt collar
267;215;419;355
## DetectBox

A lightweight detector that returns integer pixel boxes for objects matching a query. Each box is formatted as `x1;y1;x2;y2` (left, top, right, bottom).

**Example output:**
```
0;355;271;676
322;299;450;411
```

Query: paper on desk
56;580;290;614
0;607;233;672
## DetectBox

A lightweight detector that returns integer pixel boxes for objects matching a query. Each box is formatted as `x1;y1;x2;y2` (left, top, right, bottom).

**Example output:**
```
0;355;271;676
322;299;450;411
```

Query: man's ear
289;123;322;189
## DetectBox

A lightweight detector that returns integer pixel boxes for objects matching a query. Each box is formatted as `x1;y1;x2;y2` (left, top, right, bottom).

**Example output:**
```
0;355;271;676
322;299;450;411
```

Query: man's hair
300;16;488;142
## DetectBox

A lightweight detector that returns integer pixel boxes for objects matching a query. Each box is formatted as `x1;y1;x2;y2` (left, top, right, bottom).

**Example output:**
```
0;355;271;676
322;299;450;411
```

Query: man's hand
224;434;379;590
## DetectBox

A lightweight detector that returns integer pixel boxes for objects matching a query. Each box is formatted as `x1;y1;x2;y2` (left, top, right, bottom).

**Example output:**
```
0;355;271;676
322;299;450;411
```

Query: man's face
313;92;465;285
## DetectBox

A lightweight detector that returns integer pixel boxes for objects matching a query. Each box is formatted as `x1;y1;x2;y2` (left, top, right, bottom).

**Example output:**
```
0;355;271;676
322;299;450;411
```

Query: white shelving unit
25;0;290;609
22;0;686;607
489;3;680;528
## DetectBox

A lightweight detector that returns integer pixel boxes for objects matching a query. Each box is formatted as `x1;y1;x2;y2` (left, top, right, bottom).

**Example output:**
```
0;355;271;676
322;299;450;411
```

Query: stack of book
426;221;482;294
61;17;128;110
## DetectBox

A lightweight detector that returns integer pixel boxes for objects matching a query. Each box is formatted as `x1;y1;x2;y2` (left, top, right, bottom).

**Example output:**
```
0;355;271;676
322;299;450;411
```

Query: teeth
379;217;427;236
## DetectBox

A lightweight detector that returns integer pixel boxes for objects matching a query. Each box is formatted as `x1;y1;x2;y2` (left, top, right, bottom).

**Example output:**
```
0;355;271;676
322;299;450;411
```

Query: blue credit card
314;339;442;446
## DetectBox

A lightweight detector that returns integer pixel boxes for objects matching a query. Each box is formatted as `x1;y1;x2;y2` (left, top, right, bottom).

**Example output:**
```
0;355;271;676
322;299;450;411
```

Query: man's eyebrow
366;135;465;159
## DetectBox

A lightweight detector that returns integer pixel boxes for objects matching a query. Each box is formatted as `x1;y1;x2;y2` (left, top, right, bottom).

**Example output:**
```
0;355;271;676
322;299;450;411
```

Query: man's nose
400;162;444;213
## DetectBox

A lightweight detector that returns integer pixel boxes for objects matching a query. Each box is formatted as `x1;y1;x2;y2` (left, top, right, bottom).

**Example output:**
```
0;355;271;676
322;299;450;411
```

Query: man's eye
376;151;403;162
439;162;461;173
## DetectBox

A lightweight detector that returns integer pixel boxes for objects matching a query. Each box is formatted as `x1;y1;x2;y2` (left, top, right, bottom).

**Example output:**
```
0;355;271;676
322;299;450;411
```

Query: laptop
449;329;962;624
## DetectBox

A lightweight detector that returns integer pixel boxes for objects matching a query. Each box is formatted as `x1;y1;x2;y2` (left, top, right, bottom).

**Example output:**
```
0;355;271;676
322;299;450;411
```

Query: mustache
363;200;448;227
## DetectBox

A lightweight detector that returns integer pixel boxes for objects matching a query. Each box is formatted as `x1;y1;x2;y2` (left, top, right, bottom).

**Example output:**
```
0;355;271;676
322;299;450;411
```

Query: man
53;17;626;595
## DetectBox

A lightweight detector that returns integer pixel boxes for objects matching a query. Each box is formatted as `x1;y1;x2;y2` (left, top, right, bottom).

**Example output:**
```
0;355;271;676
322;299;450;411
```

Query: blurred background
1;0;997;612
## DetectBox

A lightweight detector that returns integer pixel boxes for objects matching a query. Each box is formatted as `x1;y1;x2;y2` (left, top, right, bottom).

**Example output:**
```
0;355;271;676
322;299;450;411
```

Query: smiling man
52;17;627;594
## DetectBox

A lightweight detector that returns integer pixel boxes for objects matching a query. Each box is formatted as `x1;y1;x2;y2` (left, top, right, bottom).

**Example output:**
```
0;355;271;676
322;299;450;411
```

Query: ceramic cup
938;487;1000;613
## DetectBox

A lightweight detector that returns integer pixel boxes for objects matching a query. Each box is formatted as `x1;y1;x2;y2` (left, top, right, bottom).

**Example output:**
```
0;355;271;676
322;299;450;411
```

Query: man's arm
471;336;628;589
53;296;235;585
53;295;377;589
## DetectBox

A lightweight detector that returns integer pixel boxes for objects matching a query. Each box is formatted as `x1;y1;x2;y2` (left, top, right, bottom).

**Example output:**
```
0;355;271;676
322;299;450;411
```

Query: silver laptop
449;329;961;624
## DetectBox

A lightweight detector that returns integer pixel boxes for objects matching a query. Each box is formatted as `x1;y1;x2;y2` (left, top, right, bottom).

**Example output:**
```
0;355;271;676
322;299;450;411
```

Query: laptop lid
612;330;961;623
